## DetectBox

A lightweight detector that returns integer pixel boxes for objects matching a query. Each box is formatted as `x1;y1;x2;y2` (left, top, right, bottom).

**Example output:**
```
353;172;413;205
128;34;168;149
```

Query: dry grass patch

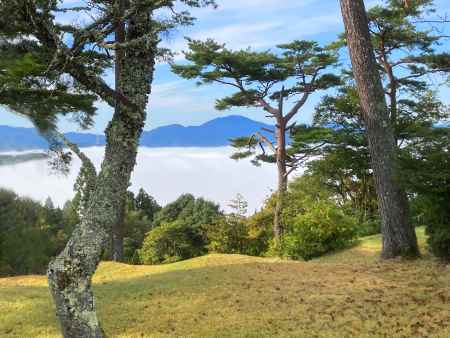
1;228;449;337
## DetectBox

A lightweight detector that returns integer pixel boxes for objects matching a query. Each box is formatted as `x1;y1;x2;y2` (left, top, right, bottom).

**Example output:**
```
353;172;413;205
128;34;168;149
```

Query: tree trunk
111;201;125;261
111;0;126;263
273;119;288;245
47;10;156;337
339;0;419;259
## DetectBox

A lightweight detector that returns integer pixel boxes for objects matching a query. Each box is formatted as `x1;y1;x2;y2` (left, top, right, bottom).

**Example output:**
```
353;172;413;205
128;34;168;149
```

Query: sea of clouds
0;147;297;213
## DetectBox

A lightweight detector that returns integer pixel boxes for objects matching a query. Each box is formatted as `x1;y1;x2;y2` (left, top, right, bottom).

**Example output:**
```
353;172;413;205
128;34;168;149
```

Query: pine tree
172;39;339;246
339;0;420;258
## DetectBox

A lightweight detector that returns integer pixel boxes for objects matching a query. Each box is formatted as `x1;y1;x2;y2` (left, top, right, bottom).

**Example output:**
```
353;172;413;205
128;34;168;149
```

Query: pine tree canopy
172;39;340;112
0;0;217;136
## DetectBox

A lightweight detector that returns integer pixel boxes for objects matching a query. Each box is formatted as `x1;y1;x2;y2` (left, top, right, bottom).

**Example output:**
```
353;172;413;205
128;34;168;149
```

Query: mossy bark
47;10;156;337
339;0;419;259
111;0;127;263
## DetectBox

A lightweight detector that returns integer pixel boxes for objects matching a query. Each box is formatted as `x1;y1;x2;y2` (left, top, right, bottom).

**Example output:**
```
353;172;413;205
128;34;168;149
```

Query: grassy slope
1;228;449;338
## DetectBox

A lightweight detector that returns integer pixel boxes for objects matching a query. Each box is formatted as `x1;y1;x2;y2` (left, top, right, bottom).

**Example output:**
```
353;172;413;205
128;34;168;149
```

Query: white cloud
0;147;304;213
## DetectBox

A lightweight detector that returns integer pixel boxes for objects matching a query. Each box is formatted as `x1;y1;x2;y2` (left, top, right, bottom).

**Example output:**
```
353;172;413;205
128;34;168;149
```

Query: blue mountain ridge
0;115;276;151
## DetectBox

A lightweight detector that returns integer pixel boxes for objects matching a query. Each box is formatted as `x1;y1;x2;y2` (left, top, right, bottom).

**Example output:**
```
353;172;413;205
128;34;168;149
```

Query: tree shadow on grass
1;249;448;338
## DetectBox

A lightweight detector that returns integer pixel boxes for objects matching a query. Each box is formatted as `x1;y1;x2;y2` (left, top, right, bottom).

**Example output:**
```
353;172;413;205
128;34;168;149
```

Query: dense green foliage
139;194;221;264
284;202;357;261
402;130;450;260
0;187;163;275
0;189;73;276
206;194;249;254
139;221;206;264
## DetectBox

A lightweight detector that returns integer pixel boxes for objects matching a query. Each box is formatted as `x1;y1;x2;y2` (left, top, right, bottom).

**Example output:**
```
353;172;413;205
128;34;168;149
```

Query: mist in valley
0;146;287;213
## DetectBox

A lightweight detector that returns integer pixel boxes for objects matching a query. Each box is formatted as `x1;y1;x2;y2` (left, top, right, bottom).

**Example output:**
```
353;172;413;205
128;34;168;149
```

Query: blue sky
1;0;449;133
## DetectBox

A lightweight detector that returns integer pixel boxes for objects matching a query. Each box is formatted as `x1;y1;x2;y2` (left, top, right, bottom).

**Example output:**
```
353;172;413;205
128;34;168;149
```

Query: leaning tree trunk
273;120;288;246
111;0;127;263
47;12;155;337
339;0;419;259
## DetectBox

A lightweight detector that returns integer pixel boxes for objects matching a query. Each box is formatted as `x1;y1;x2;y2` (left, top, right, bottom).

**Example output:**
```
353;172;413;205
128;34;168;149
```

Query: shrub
284;202;357;260
419;195;450;261
356;218;381;237
246;208;273;256
139;221;206;264
206;215;248;254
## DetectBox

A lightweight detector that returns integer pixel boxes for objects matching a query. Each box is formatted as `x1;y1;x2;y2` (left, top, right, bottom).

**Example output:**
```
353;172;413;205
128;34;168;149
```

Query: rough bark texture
47;10;155;337
111;202;125;262
273;119;288;243
339;0;419;259
111;0;126;263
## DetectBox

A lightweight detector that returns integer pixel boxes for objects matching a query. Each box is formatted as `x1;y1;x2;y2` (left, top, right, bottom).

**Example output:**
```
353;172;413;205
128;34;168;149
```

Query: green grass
1;228;449;337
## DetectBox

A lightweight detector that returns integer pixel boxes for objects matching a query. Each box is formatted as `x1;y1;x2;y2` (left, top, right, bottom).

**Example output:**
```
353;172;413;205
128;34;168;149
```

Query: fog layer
0;147;285;213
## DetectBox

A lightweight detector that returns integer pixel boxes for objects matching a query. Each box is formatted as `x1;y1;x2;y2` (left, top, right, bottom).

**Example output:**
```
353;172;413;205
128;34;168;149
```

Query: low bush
419;195;450;261
138;221;206;264
207;215;248;254
284;202;357;260
356;217;381;237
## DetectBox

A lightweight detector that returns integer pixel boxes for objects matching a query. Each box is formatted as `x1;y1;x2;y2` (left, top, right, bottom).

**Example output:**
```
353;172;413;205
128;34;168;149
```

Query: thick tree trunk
47;10;155;337
111;0;126;263
273;120;288;245
339;0;419;259
111;201;125;261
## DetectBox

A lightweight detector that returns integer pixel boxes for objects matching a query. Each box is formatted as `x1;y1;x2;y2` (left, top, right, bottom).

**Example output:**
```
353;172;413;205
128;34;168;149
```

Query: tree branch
57;132;96;173
285;91;310;122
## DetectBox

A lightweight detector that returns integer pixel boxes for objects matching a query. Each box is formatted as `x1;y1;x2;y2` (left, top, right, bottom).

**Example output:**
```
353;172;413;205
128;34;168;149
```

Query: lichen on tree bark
47;10;156;338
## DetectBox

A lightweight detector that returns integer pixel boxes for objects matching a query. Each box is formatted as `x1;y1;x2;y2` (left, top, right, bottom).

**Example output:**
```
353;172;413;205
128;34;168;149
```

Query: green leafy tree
154;194;220;232
140;194;221;264
207;194;249;254
0;189;70;276
172;39;339;246
401;128;450;260
135;188;161;223
0;40;97;134
139;220;205;264
284;201;357;261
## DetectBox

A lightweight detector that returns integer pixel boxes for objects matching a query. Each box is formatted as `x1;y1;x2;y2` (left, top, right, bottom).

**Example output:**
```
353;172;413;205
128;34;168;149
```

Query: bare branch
285;91;310;122
254;131;276;153
261;127;275;134
57;132;96;172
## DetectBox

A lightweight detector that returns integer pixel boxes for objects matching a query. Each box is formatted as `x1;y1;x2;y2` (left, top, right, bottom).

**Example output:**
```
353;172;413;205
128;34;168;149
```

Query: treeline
0;180;354;276
3;134;447;276
0;188;157;276
0;153;47;166
0;190;73;275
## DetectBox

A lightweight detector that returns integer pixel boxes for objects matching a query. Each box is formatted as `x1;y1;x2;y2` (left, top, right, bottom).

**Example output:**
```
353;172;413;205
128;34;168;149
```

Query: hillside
1;228;449;338
0;116;275;151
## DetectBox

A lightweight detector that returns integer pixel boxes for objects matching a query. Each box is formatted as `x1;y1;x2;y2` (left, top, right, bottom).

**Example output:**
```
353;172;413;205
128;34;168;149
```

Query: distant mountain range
0;115;275;151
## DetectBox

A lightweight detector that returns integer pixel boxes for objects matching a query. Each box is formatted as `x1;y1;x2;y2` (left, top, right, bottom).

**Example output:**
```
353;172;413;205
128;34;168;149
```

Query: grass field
1;228;449;337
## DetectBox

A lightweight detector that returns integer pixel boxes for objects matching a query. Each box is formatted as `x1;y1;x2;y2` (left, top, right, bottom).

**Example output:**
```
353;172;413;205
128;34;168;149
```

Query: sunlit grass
1;228;449;337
